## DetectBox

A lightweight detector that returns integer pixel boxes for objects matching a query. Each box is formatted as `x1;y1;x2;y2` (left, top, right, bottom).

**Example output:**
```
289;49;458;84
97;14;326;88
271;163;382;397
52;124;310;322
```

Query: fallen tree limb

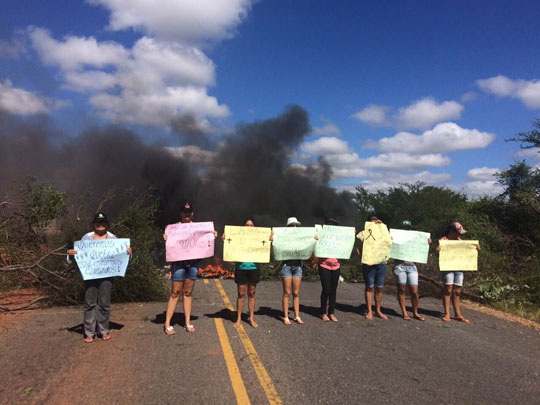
0;297;48;312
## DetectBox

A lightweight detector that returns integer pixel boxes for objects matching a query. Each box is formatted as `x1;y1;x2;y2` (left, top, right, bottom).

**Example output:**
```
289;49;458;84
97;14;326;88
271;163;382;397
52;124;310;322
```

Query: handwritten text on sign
359;222;393;265
165;222;215;262
439;240;479;271
389;229;431;264
272;227;316;260
74;238;130;281
314;225;355;260
223;225;272;263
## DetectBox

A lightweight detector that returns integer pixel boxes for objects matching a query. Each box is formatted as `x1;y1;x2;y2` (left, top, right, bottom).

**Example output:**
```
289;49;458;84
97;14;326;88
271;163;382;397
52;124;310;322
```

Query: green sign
389;229;430;264
314;225;355;260
272;227;317;260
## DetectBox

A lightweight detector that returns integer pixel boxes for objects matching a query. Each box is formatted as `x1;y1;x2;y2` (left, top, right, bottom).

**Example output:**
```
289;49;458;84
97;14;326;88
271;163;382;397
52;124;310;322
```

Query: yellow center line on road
214;279;283;405
204;278;209;284
215;318;251;405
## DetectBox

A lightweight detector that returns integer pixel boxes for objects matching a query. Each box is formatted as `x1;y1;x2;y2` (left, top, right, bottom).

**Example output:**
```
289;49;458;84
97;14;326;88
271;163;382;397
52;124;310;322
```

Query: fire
199;257;234;279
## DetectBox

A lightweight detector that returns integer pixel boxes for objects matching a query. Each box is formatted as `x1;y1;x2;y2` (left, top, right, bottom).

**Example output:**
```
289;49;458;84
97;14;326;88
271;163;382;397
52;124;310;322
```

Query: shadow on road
204;308;235;322
256;306;283;321
64;321;124;336
151;312;198;327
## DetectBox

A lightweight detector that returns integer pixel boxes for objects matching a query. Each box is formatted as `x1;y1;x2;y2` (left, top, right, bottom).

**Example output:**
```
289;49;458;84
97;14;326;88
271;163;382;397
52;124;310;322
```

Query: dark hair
368;214;379;222
245;218;255;225
443;223;456;236
325;218;338;225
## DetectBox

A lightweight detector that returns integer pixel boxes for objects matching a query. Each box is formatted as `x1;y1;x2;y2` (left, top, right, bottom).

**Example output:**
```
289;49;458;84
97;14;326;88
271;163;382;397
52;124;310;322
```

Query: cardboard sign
389;229;431;264
314;225;355;260
272;227;316;260
74;238;130;280
439;240;479;271
223;225;272;263
165;222;215;262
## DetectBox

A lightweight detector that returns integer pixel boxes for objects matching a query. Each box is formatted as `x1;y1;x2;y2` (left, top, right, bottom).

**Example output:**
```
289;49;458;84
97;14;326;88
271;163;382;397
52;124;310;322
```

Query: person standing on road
437;222;480;323
357;215;389;320
280;217;304;325
315;218;341;322
163;203;216;335
224;219;263;328
393;220;430;321
67;212;132;343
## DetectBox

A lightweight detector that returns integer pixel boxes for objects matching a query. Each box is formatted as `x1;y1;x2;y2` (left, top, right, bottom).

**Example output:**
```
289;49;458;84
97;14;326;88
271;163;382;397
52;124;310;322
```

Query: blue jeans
281;264;302;278
171;262;198;281
441;271;464;287
362;263;387;288
393;264;419;286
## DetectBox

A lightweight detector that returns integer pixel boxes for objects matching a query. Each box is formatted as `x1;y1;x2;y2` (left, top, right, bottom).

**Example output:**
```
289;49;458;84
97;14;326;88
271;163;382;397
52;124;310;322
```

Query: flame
199;257;235;279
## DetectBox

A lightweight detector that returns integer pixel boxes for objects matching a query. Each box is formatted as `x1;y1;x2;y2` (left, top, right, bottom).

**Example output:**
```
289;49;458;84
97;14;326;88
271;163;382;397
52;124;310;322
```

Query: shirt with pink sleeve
319;257;340;270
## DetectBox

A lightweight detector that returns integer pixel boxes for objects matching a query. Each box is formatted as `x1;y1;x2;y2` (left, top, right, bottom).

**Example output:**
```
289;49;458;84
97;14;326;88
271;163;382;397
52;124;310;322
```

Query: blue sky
2;0;540;196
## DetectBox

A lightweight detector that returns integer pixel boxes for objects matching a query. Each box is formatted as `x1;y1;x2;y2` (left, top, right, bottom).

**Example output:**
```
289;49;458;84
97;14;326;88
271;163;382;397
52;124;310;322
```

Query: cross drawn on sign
227;238;232;244
261;240;266;246
365;229;376;241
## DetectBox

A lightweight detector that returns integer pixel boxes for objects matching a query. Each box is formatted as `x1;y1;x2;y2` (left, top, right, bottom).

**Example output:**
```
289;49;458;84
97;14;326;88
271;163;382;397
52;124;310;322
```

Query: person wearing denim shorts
437;222;480;324
357;216;391;320
163;203;215;335
393;220;430;321
280;217;305;325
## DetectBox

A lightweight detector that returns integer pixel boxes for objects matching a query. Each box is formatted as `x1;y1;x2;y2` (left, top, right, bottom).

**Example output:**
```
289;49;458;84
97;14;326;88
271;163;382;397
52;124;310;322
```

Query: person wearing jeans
281;217;305;325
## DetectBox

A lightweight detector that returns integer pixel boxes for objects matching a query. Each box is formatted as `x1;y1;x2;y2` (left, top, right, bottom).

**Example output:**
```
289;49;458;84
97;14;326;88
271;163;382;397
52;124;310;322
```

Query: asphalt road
1;280;539;404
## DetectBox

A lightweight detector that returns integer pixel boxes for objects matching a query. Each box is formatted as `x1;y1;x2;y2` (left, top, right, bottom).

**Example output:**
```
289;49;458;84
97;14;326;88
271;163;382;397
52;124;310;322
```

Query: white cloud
27;27;229;128
312;120;342;136
29;27;129;71
460;92;477;103
375;122;495;154
467;167;500;181
476;75;540;109
357;171;452;192
89;0;252;45
450;181;504;198
0;79;63;115
351;104;389;126
164;145;216;164
396;98;464;130
352;98;464;130
361;153;450;169
301;136;351;155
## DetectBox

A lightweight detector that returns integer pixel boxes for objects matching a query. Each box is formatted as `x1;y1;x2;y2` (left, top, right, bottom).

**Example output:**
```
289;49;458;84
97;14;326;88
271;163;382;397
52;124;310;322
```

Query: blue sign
74;238;130;280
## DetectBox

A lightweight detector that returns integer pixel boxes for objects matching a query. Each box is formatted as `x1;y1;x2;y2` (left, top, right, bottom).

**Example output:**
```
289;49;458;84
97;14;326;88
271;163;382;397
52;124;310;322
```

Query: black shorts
235;269;260;285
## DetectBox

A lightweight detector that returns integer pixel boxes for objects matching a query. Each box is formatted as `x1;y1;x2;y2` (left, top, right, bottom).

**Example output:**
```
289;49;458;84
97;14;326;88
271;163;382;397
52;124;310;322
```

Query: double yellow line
213;279;282;405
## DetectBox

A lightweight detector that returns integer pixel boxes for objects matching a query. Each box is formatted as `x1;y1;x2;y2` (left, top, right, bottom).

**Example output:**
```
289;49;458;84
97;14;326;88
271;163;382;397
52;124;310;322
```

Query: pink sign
165;222;215;262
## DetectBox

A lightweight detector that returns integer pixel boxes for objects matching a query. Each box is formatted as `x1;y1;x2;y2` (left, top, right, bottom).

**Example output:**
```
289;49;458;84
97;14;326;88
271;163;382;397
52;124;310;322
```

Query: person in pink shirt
315;218;341;322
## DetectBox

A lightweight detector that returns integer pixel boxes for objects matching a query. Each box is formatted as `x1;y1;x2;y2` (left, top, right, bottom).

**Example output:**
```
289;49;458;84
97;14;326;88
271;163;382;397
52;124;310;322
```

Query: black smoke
0;106;359;229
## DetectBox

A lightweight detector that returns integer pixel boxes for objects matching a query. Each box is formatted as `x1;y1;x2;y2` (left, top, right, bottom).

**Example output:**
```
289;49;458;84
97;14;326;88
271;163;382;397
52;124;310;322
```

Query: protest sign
223;225;272;263
165;222;215;262
389;229;431;263
272;227;316;260
314;225;355;260
360;222;393;265
439;240;479;271
74;238;130;281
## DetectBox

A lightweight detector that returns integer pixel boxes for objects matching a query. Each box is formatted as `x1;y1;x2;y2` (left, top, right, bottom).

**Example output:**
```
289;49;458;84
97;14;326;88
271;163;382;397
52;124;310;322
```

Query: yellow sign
359;222;392;265
439;240;479;271
223;225;272;263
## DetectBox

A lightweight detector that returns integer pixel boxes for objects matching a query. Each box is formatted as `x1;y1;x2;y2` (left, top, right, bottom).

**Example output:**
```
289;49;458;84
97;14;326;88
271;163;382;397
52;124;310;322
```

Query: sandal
293;317;304;325
102;333;111;341
84;335;94;343
164;326;175;335
329;314;339;322
185;324;195;333
283;317;292;325
321;314;330;322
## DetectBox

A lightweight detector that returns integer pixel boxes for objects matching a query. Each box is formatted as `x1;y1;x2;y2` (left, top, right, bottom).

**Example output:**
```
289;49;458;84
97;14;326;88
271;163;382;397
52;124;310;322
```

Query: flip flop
164;326;176;335
329;314;339;322
84;335;94;343
102;333;111;341
283;317;292;325
293;317;304;325
185;324;196;333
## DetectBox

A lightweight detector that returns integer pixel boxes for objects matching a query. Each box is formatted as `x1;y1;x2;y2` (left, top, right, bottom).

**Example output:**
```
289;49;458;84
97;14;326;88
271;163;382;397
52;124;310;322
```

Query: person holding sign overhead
437;222;480;323
67;212;132;343
392;220;430;321
280;217;305;325
357;215;392;320
163;203;217;335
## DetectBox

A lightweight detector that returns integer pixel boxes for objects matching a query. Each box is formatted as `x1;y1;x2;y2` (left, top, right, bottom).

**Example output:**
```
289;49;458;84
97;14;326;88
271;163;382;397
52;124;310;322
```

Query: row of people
69;205;479;341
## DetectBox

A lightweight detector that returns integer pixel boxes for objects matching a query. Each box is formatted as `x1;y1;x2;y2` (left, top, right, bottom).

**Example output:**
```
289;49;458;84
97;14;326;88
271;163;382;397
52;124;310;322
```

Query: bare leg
182;279;196;327
234;284;246;326
409;285;424;320
397;285;410;320
442;285;452;322
292;277;302;320
365;287;374;319
247;283;258;327
282;277;292;323
165;281;183;329
452;286;469;323
374;287;388;319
